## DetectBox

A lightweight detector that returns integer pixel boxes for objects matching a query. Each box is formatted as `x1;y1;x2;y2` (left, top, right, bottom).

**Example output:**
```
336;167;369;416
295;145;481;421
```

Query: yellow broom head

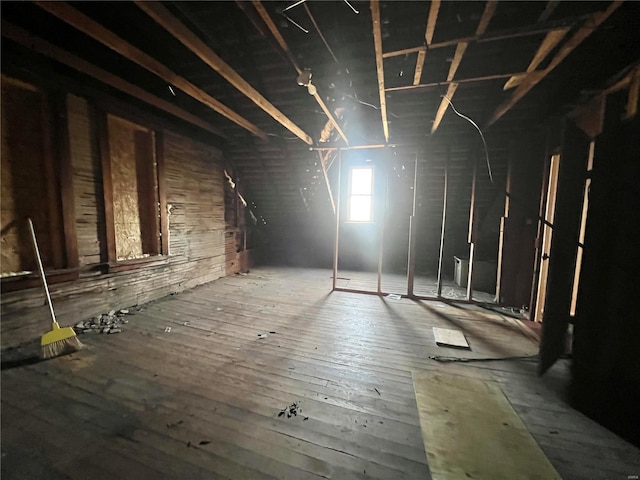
41;322;83;360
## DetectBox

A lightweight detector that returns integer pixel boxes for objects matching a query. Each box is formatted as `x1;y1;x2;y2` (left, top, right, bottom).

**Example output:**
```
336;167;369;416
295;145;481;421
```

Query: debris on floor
374;388;381;395
166;420;184;429
432;327;470;349
164;327;172;333
386;293;402;300
73;308;133;335
278;401;302;419
257;333;268;339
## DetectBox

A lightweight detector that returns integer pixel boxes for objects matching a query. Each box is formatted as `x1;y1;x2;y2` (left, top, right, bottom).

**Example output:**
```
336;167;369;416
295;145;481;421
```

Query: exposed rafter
624;67;640;120
135;1;313;145
1;20;226;139
425;0;441;45
539;0;560;22
413;0;441;86
371;0;389;143
503;0;570;91
488;1;623;127
431;0;497;133
35;1;266;139
382;16;589;59
413;50;426;86
503;28;570;90
250;1;349;145
387;71;525;92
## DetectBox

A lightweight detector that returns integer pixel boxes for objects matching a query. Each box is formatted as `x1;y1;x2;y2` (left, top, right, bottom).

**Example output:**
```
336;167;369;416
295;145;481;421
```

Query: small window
348;167;373;222
106;114;160;261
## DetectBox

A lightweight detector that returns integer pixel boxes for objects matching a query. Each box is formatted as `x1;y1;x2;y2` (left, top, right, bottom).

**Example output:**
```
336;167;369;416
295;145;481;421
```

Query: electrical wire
442;95;494;185
342;92;402;119
283;13;309;33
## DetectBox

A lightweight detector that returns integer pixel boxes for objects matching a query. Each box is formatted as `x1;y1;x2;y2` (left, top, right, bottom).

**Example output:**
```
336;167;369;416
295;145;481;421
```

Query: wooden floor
334;270;495;302
2;267;639;479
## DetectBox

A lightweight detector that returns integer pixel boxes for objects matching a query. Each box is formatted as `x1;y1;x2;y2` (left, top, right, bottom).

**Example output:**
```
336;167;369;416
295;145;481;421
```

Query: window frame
96;108;169;271
346;165;375;223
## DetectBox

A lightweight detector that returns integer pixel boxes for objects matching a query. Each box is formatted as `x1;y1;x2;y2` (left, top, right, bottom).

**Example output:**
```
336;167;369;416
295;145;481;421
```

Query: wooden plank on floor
432;327;470;349
412;371;561;480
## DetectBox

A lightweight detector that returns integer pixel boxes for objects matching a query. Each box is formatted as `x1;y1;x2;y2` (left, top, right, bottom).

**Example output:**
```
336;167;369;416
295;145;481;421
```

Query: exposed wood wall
1;77;65;274
570;95;640;448
1;82;250;348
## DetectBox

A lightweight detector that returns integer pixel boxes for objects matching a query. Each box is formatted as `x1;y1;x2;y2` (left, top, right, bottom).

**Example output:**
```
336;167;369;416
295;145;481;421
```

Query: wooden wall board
1;77;61;273
1;90;246;347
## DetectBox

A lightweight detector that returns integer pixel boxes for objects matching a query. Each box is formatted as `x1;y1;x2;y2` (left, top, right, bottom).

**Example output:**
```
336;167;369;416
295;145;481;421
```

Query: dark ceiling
2;1;639;224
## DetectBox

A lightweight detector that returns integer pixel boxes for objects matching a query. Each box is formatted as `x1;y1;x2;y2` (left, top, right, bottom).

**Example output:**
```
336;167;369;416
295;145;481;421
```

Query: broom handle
27;218;58;325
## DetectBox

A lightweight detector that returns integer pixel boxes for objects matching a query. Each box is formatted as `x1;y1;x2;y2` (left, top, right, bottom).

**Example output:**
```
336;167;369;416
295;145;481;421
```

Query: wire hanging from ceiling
442;96;494;185
341;92;402;119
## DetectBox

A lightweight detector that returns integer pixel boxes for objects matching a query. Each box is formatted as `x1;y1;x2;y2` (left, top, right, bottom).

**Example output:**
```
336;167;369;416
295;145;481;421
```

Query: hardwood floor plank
3;267;639;480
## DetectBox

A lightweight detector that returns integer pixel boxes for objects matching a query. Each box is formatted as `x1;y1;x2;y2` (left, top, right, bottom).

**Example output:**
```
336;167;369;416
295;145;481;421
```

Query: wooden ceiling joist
1;20;226;139
624;67;640;120
488;1;623;127
431;0;497;133
252;1;300;73
35;1;266;139
371;0;390;143
413;50;427;86
135;1;313;145
503;27;570;90
387;71;526;92
539;0;560;22
425;0;441;45
250;1;349;145
382;16;585;59
413;0;440;86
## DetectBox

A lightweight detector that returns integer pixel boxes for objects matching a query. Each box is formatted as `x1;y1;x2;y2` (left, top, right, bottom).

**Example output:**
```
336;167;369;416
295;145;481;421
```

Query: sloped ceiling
2;1;639;225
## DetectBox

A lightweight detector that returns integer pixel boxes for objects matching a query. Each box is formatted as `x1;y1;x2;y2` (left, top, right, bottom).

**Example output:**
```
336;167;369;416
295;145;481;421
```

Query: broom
27;218;83;359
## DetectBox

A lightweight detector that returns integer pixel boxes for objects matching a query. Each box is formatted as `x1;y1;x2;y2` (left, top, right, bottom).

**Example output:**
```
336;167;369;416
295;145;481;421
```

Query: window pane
349;196;372;222
351;168;372;195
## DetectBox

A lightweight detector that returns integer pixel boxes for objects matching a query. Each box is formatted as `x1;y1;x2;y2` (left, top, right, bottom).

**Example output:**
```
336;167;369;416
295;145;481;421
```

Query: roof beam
387;71;525;92
488;1;623;127
624;67;640;120
413;0;441;85
250;1;349;145
431;83;459;134
371;0;390;143
413;50;426;85
503;0;570;91
431;0;497;133
35;1;264;139
135;1;313;145
252;1;301;72
425;0;441;45
539;0;560;22
503;28;570;90
382;16;590;58
1;21;227;139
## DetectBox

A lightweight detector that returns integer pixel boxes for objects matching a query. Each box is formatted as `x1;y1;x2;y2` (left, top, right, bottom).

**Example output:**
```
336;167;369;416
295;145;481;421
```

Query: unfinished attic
1;0;640;478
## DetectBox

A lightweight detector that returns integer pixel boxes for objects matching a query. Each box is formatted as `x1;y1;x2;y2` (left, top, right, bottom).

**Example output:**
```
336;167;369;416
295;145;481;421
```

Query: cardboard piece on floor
412;371;561;480
432;327;470;349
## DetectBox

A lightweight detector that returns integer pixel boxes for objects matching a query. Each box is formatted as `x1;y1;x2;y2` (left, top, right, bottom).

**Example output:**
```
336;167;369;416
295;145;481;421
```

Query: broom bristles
41;335;83;360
